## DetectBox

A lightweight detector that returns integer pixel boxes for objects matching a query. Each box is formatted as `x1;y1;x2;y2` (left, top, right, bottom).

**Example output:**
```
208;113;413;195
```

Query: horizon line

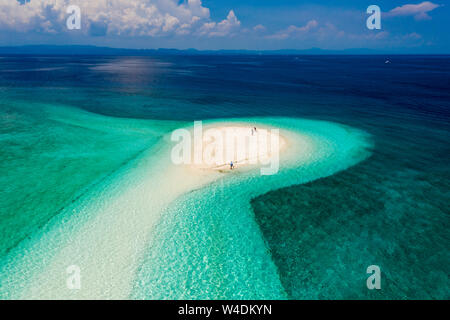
0;44;448;55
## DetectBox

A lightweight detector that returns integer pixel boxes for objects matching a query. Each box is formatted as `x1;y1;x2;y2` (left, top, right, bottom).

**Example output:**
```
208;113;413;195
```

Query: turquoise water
0;114;371;299
0;55;448;299
0;99;179;258
131;118;372;299
252;119;450;299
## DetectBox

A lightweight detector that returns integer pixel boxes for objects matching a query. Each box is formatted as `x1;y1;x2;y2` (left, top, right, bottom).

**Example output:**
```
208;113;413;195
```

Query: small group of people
230;126;258;170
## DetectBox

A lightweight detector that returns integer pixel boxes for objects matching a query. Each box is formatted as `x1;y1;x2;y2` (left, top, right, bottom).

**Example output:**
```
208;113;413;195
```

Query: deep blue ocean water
0;55;448;299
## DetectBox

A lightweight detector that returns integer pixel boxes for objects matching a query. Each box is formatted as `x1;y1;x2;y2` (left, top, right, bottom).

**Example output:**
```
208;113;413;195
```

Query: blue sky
0;0;448;52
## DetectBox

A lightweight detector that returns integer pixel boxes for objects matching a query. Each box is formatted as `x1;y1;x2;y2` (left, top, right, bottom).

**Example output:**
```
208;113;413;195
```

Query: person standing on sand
230;161;234;170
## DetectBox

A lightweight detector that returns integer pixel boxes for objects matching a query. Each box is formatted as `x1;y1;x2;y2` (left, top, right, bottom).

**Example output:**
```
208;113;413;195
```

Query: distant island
0;45;445;56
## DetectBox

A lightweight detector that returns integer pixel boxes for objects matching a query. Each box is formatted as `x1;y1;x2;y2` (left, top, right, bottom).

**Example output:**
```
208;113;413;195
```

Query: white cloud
386;1;441;20
0;0;240;37
253;24;266;32
403;32;422;40
198;10;241;37
316;23;345;40
267;20;318;40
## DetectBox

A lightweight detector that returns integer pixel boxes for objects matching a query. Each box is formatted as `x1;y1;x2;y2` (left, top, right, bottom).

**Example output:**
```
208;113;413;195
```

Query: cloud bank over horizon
0;0;447;52
0;0;241;38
